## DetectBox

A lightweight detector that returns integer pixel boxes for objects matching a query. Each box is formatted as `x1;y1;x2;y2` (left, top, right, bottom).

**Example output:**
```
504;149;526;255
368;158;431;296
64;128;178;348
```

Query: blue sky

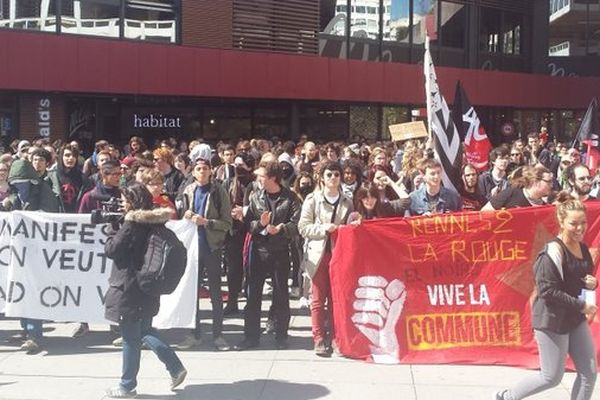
391;0;434;19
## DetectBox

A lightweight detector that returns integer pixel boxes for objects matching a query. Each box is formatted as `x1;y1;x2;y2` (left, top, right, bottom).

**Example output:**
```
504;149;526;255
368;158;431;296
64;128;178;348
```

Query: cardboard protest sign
389;121;428;142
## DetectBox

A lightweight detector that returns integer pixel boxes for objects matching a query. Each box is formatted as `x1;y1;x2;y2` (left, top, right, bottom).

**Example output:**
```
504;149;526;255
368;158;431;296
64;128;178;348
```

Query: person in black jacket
234;160;301;351
493;192;598;400
104;183;187;398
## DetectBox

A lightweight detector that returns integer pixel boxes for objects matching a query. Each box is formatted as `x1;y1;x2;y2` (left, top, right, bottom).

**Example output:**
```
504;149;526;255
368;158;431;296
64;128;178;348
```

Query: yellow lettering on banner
451;240;469;262
493;210;513;234
423;243;438;261
407;243;438;262
410;210;515;238
406;312;521;351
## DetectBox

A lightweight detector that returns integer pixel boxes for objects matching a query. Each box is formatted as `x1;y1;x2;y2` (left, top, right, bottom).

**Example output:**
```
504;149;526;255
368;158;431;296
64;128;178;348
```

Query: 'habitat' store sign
121;107;196;137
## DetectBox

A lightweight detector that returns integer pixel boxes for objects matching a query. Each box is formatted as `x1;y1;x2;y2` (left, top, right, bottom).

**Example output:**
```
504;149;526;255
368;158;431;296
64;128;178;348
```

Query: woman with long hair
494;192;597;400
349;182;408;223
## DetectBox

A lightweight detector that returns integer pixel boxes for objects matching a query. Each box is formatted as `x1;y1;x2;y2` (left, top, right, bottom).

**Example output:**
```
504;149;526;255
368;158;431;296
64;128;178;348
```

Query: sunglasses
324;171;340;178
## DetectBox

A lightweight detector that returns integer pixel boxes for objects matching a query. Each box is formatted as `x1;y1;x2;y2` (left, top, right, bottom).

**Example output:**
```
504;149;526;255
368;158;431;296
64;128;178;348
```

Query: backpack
136;225;187;296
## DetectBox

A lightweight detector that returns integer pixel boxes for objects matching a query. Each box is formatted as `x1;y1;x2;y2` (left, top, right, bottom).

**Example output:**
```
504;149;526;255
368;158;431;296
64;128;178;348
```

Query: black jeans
224;229;245;307
244;247;291;341
193;247;223;338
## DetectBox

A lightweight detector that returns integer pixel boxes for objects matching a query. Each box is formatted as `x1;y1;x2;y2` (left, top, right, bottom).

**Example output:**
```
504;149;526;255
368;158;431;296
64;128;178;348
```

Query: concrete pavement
0;298;597;400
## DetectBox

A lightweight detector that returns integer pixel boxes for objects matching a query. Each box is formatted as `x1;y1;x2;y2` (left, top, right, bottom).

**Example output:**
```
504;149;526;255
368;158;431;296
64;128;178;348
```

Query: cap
189;143;212;164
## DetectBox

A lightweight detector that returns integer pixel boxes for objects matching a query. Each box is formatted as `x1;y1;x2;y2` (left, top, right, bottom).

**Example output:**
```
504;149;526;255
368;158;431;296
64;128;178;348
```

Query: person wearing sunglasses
566;164;595;202
298;161;353;357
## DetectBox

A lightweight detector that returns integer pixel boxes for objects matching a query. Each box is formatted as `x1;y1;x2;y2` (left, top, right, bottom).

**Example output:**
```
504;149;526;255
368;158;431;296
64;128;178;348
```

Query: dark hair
175;152;191;168
121;183;153;211
342;159;363;185
60;143;80;159
100;160;121;177
292;171;315;200
353;183;386;219
565;163;590;184
489;145;510;163
30;147;51;163
319;160;342;179
94;140;109;152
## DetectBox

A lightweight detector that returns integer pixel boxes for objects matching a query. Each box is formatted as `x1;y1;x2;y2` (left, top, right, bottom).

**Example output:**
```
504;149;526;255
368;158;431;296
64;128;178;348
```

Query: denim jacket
408;185;462;216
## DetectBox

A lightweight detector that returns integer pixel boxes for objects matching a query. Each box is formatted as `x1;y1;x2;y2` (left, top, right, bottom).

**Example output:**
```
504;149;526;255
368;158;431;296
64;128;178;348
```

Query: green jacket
182;180;232;251
8;159;59;212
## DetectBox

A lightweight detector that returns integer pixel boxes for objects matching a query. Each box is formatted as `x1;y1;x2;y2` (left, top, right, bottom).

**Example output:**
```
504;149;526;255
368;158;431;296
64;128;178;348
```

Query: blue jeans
20;319;42;339
119;317;184;391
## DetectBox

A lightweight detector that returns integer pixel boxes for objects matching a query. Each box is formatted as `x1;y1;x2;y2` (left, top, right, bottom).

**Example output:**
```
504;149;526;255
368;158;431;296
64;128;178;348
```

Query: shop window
0;0;58;32
203;107;250;140
440;1;465;49
382;106;410;140
503;12;522;55
382;0;410;63
124;0;177;43
350;106;378;140
480;7;501;53
60;0;120;38
412;0;437;45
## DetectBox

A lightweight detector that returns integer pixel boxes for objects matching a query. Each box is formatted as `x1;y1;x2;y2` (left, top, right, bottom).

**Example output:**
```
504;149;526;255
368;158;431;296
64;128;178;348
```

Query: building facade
0;0;599;150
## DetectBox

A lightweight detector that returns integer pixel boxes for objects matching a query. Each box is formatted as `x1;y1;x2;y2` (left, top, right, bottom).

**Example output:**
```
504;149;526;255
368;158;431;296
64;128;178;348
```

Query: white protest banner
154;219;198;329
4;211;111;322
3;211;198;328
0;212;11;312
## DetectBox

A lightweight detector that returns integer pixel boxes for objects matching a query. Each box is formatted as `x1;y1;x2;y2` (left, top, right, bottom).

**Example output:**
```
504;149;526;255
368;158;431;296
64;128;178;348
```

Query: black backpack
136;225;187;296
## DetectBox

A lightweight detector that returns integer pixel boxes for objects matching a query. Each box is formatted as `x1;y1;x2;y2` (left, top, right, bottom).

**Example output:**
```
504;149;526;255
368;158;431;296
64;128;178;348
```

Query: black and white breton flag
424;40;462;193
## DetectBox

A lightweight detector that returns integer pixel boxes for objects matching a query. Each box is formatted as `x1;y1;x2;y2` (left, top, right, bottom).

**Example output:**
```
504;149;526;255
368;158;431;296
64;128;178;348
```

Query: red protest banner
330;204;600;367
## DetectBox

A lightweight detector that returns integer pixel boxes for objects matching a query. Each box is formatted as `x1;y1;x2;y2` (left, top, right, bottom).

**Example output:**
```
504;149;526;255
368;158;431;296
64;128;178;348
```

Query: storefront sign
133;113;181;129
38;98;51;137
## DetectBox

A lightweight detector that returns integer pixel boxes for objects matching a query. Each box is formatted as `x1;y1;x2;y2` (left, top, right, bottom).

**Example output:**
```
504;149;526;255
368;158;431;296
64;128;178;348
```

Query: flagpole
424;36;432;142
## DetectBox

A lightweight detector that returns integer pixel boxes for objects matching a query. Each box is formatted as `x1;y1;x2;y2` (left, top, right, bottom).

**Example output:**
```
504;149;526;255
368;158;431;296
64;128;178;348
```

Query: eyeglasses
324;172;340;178
576;176;592;182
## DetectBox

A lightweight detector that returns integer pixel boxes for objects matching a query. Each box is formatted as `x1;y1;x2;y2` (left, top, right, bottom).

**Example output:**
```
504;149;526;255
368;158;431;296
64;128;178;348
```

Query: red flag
452;81;492;171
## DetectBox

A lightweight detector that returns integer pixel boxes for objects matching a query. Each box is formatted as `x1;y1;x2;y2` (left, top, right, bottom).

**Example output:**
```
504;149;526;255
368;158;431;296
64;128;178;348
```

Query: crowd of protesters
2;132;598;380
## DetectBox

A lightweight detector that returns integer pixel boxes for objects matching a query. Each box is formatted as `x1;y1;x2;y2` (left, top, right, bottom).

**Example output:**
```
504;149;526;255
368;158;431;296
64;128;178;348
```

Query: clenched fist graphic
352;276;406;364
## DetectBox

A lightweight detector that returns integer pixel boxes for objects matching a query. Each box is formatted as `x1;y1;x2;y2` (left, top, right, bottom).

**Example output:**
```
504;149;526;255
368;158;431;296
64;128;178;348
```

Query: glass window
503;12;522;55
385;0;410;42
440;1;465;49
125;0;177;43
351;0;380;40
0;0;58;32
320;0;347;37
412;0;437;45
480;7;501;53
60;0;120;38
549;0;600;56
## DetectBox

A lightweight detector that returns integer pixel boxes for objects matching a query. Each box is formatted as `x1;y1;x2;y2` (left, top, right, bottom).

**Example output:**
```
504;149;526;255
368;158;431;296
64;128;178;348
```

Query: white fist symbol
352;276;406;364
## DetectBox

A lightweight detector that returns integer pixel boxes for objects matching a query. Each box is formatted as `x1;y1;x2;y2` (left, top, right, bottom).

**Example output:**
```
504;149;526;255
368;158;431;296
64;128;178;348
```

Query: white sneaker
176;335;202;350
299;297;310;309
